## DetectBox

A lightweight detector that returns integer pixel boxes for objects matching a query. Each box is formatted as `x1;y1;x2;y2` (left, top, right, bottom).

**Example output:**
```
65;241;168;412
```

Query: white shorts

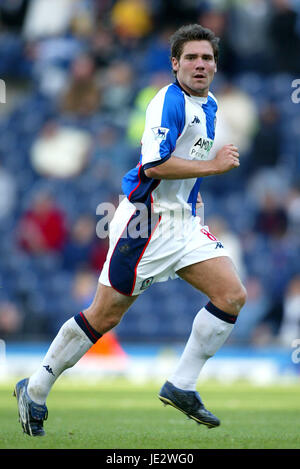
99;197;230;296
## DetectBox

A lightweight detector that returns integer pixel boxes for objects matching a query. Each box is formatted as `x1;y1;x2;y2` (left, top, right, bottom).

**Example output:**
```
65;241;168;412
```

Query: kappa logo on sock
43;365;55;376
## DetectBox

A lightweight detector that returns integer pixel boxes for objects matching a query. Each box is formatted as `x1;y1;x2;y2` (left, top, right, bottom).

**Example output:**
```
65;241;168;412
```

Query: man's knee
225;283;247;314
83;296;126;334
100;313;123;334
84;303;124;334
83;284;137;334
211;282;247;316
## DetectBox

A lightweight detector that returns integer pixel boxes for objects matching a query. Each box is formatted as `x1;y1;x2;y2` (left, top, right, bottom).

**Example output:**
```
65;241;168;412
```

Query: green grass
1;378;300;449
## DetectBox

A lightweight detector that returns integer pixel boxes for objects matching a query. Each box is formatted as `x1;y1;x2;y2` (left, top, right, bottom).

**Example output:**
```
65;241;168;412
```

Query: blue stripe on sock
74;312;102;344
205;302;237;324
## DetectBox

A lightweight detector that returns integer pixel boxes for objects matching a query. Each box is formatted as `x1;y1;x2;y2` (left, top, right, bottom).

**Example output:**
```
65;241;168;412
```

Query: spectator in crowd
100;61;135;117
255;192;288;239
140;27;174;75
211;82;258;159
268;0;300;74
18;189;68;254
89;123;136;180
22;0;75;40
69;0;96;40
111;0;153;45
90;238;109;273
90;25;120;68
29;35;85;98
60;54;101;117
71;268;98;312
30;120;91;179
247;102;281;174
63;214;108;273
226;0;272;74
0;301;24;341
63;214;96;271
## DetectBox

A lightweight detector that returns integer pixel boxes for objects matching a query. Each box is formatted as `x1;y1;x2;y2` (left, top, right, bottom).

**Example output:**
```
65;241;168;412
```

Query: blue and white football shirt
122;80;217;216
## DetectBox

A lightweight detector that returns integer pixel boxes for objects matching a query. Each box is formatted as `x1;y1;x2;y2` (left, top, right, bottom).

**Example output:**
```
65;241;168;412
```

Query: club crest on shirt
152;126;170;141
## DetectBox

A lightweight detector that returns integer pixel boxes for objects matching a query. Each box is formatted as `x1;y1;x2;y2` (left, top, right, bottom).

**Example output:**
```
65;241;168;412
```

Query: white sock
168;305;236;391
27;317;94;404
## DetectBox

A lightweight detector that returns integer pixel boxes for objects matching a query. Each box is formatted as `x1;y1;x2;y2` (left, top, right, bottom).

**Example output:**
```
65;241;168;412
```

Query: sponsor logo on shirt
152;127;170;141
189;136;214;160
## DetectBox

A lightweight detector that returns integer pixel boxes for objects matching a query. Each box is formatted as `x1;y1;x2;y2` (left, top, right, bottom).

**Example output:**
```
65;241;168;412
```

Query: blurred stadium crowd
0;0;299;347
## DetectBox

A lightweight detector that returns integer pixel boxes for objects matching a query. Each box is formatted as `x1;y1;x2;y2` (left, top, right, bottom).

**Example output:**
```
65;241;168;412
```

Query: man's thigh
176;256;244;301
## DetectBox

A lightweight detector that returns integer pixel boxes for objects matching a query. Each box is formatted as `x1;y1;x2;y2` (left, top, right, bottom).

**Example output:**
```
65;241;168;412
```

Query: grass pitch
1;378;300;449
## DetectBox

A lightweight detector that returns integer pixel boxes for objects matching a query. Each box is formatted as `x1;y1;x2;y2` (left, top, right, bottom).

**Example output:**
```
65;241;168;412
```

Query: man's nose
195;59;205;69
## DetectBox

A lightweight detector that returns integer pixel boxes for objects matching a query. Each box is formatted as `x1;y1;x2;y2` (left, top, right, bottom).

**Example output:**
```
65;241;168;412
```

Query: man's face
172;40;217;97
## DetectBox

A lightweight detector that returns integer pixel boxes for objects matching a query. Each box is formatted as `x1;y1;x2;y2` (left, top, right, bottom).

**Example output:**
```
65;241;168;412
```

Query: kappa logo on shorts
215;242;224;249
141;277;154;290
152;127;169;141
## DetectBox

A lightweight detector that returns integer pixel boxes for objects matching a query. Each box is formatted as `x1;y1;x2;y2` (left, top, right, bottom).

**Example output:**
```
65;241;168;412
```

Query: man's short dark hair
170;24;220;65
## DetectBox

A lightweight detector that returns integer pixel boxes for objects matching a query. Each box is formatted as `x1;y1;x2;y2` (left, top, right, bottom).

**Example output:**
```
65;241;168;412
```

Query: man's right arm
144;144;240;180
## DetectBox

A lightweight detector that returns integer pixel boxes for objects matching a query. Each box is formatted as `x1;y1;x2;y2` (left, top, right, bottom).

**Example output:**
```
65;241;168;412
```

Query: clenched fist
211;144;240;174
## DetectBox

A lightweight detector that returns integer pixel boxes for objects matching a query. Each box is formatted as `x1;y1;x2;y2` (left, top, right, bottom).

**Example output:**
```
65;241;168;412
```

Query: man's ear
171;57;179;73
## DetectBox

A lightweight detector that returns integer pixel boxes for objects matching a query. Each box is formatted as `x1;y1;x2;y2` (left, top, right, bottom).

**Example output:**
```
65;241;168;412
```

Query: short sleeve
141;84;185;170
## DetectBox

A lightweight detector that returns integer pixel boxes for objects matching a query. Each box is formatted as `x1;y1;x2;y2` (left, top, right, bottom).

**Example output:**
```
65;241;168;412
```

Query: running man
15;24;247;436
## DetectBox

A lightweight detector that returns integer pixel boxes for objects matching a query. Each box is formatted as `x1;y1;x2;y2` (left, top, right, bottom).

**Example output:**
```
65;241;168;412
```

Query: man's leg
159;256;246;427
168;256;247;390
15;283;137;435
28;283;137;403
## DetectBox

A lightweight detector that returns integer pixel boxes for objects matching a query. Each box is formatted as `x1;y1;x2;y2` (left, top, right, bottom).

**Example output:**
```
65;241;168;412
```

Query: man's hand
211;144;240;174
